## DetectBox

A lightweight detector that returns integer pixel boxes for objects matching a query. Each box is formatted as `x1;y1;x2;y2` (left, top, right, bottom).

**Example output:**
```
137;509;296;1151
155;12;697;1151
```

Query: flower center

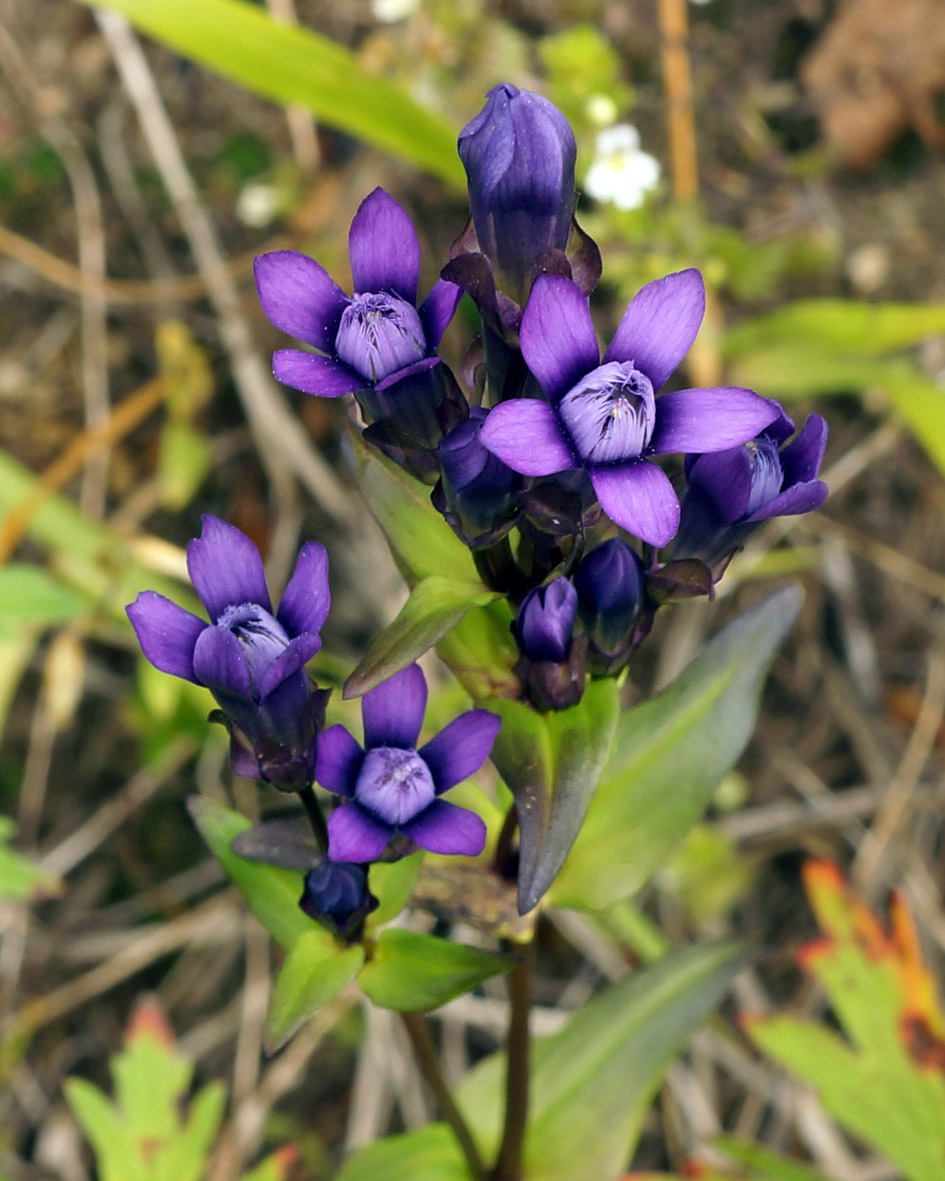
354;746;436;826
217;602;291;692
557;361;655;464
745;436;783;516
335;292;427;385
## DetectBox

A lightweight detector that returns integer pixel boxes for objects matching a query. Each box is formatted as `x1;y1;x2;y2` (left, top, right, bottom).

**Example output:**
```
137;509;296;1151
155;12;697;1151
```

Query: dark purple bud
435;408;520;547
335;292;427;385
299;859;377;938
558;363;656;464
515;577;577;664
574;539;646;659
459;84;576;300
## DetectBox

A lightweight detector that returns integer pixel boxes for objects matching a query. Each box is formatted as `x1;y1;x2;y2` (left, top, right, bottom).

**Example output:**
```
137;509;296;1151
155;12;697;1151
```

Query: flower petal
520;274;599;401
277;541;330;639
603;269;705;391
478;399;576;476
272;350;363;397
316;725;364;797
361;663;428;750
590;460;680;547
253;251;348;350
419;278;462;348
745;479;828;523
192;624;252;699
780;413;828;488
648;388;780;456
126;592;206;683
419;710;502;794
327;802;391;862
686;447;754;524
349;188;420;304
187;515;271;622
402;800;487;856
259;632;322;700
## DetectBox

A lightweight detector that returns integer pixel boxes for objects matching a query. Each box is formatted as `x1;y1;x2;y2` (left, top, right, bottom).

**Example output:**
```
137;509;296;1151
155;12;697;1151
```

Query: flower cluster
128;81;827;939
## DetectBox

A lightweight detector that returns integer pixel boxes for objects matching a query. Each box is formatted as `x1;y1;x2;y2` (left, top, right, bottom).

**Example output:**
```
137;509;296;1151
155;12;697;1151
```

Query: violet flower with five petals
317;665;499;862
254;187;461;408
127;516;329;790
479;271;780;547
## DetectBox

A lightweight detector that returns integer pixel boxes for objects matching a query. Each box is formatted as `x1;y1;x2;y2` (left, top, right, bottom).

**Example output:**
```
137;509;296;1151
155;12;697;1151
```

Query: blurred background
1;0;945;1177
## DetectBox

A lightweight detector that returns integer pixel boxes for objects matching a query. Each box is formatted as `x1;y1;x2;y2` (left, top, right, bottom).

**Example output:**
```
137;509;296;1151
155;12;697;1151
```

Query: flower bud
435;408;520;546
574;539;645;659
299;859;377;938
459;84;576;299
514;577;577;664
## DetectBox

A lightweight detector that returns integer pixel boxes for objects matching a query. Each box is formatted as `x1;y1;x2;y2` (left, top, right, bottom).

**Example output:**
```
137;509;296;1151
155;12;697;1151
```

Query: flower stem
298;783;329;854
490;935;535;1181
400;1011;486;1181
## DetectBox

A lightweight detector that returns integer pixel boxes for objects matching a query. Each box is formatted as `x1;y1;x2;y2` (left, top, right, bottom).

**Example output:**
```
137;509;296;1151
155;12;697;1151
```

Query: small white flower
585;93;618;128
236;183;280;228
371;0;420;22
583;124;660;211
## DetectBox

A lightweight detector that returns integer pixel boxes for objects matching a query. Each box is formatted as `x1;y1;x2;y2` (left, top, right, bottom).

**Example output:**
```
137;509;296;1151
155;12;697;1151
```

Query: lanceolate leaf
266;930;364;1052
488;679;620;914
187;796;311;950
344;576;499;699
336;1124;468;1181
458;940;746;1181
357;928;513;1012
77;0;464;188
553;585;802;911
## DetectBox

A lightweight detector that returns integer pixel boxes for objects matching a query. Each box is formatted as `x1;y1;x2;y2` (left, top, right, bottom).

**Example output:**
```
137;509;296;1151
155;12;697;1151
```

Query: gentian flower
458;83;576;298
254;188;461;413
127;516;329;791
299;859;377;938
671;408;828;572
574;538;646;667
317;665;499;862
479;272;780;547
432;407;521;547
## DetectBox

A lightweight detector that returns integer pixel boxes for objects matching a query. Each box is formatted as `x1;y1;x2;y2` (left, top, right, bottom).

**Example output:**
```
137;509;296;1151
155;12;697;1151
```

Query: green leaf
186;796;311;950
0;817;60;902
488;679;619;913
158;421;212;510
881;366;945;480
345;576;499;699
553;586;802;911
241;1148;301;1181
366;853;423;932
727;343;877;399
76;0;463;188
266;929;364;1051
0;564;87;635
151;1084;227;1181
434;596;520;702
349;430;478;586
723;299;945;360
357;928;513;1012
64;1078;146;1181
336;1124;468;1181
712;1135;832;1181
458;941;746;1181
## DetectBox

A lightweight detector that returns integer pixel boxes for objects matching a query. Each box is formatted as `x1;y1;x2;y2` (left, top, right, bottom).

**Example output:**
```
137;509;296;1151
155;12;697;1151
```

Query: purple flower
574;538;645;661
433;407;521;547
671;409;828;571
514;577;577;663
317;665;499;862
299;859;377;938
254;187;461;408
458;83;576;299
126;516;329;790
479;272;780;547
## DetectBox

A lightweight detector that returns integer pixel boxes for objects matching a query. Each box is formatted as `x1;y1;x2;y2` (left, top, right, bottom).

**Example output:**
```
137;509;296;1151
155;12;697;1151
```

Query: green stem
400;1011;486;1181
493;804;519;880
490;936;535;1181
299;783;329;855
